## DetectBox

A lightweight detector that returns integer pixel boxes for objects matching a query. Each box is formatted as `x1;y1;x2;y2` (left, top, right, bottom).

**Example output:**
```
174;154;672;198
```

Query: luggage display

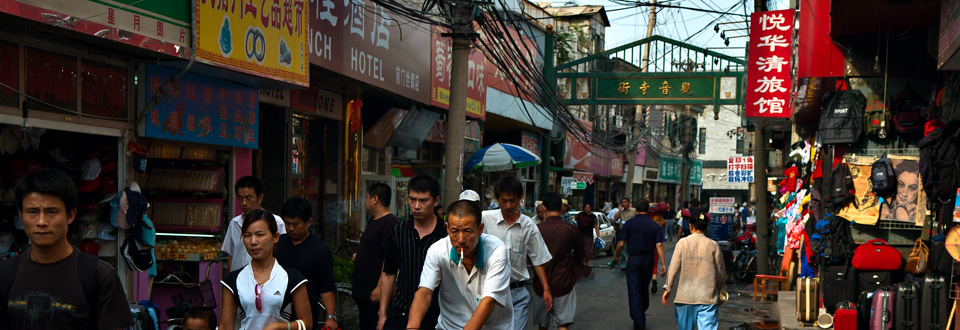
858;291;873;328
834;303;858;330
870;287;895;330
921;274;949;330
853;239;902;271
859;271;892;293
796;277;819;323
894;282;920;330
822;263;858;313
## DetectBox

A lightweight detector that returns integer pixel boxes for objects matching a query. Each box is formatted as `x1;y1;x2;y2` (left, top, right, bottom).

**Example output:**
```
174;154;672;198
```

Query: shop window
0;41;18;108
24;47;77;114
81;60;127;119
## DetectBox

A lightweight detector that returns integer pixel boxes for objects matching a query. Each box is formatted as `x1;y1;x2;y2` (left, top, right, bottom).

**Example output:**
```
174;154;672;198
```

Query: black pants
626;254;655;329
383;305;440;330
354;297;378;330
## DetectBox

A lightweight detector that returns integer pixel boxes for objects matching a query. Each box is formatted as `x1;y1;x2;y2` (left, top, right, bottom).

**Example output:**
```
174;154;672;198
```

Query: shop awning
363;108;407;149
388;109;441;149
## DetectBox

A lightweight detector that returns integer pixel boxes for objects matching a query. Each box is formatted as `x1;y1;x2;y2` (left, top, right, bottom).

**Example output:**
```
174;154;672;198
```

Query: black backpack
919;123;960;201
826;163;854;210
0;253;100;328
870;157;896;195
893;87;927;134
819;90;867;145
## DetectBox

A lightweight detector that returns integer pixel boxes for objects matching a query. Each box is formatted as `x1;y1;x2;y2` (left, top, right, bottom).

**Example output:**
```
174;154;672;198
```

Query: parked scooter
730;225;757;282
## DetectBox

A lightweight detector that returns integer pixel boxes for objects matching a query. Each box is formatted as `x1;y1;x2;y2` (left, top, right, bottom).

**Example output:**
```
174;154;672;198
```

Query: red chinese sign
430;25;486;120
481;15;537;103
745;9;795;118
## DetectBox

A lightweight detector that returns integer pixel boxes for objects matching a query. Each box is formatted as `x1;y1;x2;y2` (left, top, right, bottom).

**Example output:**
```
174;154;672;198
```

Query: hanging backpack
864;94;891;139
919;123;960;201
892;86;927;134
826;163;854;210
819;89;867;145
870;157;896;195
938;73;960;124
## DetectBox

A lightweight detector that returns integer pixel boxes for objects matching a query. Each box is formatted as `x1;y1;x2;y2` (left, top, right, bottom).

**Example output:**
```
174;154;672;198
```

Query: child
183;307;217;330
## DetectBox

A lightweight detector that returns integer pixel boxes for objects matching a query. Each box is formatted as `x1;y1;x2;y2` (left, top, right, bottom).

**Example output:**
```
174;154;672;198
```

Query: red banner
481;16;537;103
563;120;592;171
797;0;843;77
745;9;795;118
430;26;486;120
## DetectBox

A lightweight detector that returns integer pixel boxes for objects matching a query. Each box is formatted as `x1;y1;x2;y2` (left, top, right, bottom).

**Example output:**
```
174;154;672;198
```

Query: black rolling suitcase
895;281;920;330
822;263;858;313
921;274;949;330
859;271;892;293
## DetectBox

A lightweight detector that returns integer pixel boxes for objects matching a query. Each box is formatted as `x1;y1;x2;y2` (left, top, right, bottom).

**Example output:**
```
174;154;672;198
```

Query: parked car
566;211;616;256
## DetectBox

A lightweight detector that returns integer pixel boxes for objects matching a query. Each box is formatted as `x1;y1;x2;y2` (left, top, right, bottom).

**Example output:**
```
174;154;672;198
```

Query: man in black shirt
354;183;400;330
378;175;446;330
276;197;338;330
0;170;133;330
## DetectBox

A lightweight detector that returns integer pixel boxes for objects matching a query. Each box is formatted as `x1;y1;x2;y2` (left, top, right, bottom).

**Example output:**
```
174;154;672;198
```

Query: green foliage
554;25;588;64
332;255;354;283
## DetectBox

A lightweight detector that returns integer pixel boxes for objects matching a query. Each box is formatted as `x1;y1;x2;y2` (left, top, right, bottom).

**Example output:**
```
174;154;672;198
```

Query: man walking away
663;203;677;241
276;197;338;330
612;198;636;269
0;170;133;330
378;175;446;330
222;176;286;271
481;175;553;330
612;199;667;330
533;193;591;330
355;183;400;330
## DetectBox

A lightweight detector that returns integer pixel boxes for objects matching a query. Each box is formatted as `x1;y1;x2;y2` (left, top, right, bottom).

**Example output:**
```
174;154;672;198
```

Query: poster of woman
879;156;927;224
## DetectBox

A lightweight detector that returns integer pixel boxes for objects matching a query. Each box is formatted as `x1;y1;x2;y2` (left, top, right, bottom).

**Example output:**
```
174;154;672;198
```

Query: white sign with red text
745;9;795;118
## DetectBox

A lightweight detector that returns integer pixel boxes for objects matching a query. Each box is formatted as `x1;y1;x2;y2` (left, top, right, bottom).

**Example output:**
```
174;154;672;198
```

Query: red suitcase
834;305;857;330
852;239;902;271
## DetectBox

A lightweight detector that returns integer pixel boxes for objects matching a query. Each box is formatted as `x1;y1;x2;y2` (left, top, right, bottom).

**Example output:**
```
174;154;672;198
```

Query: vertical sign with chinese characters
142;64;259;148
745;9;794;118
727;156;755;183
195;0;310;86
430;25;487;119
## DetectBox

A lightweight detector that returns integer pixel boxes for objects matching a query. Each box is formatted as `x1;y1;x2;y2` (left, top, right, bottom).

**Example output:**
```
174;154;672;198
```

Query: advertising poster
142;64;259;148
879;156;927;224
195;0;309;86
838;162;881;225
708;214;733;241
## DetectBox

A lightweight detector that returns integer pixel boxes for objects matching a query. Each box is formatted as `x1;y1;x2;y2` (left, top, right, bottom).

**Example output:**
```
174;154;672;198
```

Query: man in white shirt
221;176;287;271
407;200;513;330
606;205;620;223
481;176;553;330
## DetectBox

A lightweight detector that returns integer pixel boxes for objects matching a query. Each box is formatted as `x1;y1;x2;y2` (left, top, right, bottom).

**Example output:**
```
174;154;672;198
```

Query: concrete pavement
525;238;781;329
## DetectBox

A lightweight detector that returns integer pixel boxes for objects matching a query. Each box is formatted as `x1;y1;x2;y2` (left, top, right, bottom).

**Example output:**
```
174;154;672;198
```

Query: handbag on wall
905;238;930;274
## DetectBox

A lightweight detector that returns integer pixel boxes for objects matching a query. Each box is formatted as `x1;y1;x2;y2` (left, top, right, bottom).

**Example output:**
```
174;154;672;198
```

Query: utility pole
439;1;481;206
753;0;770;276
623;0;656;201
541;25;555;197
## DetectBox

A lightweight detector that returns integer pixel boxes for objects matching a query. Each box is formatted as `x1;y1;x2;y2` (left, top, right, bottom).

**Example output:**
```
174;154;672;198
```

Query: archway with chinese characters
555;35;745;112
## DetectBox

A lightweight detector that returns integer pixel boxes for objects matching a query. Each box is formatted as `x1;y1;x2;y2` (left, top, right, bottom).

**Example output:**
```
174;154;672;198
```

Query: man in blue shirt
612;199;666;330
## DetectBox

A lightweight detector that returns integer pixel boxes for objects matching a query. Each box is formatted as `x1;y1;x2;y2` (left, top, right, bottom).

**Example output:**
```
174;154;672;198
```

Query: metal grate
876;220;923;230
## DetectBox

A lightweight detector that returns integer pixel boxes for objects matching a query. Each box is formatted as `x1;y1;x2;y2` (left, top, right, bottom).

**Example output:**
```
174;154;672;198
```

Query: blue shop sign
142;64;259;148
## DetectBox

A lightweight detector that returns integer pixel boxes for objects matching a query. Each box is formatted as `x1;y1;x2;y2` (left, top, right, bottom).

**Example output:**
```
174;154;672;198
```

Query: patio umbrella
464;143;541;173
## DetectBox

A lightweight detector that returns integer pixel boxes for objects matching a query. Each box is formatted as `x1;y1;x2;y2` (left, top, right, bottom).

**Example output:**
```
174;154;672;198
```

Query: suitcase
835;303;858;330
858;291;873;330
921;274;948;330
895;282;920;330
870;287;895;330
796;277;819;323
823;263;858;313
859;271;892;293
853;239;903;271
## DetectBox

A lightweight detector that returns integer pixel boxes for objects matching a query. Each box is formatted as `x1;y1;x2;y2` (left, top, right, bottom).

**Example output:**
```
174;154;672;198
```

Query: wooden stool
753;275;788;301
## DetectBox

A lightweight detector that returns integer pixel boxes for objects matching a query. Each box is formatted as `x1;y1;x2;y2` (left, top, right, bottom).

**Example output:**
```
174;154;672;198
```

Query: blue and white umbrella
465;143;541;173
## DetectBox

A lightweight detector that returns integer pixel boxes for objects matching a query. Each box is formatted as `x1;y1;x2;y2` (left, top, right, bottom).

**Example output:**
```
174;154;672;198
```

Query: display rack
143;167;222;193
149;198;223;232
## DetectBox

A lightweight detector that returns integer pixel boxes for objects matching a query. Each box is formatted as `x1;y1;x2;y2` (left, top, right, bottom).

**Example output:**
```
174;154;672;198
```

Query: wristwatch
326;314;337;321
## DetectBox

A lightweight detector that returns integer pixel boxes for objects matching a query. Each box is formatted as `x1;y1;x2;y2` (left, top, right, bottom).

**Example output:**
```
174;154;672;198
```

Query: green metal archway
555;35;745;110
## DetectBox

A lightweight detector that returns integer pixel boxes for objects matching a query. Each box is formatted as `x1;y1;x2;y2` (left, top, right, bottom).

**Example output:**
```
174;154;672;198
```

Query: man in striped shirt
377;175;447;330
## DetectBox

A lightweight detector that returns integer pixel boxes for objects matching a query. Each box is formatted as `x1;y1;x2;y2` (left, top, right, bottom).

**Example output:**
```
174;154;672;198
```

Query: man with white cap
460;190;482;209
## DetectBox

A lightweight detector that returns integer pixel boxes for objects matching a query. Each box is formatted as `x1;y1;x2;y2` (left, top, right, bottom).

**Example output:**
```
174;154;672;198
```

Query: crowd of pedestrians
0;169;726;330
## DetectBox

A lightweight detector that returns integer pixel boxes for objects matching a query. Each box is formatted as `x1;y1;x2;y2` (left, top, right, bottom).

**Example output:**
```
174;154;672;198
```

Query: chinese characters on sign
597;77;715;100
195;0;309;86
143;64;259;148
430;25;486;119
709;197;736;214
745;9;794;118
727;156;755;183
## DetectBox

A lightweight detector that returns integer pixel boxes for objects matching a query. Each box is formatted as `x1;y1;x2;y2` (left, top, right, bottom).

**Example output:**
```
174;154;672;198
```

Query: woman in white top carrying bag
220;210;313;330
